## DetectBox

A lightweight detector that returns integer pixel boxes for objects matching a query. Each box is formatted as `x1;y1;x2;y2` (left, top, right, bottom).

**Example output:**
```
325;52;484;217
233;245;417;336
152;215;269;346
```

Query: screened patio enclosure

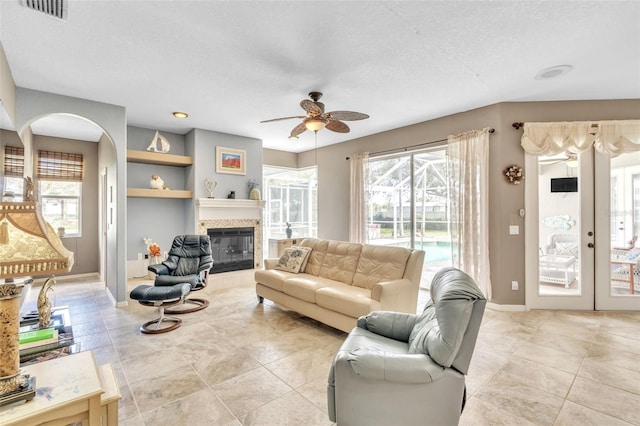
366;149;453;287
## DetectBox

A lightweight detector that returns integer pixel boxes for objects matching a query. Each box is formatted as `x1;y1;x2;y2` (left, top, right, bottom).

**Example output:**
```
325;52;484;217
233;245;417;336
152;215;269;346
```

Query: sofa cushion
318;240;362;284
274;246;312;273
299;238;329;275
254;269;294;292
316;284;380;318
352;245;411;289
283;274;336;303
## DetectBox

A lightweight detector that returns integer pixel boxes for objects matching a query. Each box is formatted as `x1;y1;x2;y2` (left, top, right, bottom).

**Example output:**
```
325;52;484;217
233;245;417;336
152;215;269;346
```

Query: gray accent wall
126;126;262;260
126;126;190;260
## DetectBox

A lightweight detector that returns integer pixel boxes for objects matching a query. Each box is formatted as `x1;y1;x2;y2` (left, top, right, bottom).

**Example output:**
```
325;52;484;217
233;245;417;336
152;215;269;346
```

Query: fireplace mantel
196;198;265;221
196;198;265;269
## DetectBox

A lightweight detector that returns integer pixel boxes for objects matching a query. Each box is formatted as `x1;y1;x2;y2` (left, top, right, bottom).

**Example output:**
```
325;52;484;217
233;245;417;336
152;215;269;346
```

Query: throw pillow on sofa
275;246;312;273
291;245;313;272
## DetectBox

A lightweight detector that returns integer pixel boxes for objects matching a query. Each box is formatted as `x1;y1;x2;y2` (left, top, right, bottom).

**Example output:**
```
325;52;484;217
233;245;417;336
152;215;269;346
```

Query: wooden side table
99;363;121;426
0;351;109;426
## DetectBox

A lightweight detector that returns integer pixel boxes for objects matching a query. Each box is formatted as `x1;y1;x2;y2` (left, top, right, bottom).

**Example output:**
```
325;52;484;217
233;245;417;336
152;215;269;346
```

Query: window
37;150;84;237
3;146;24;200
366;148;451;288
263;166;317;240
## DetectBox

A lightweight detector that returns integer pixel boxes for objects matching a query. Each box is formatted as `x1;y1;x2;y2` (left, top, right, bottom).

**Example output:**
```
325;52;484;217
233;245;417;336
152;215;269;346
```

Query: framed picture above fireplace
216;146;246;175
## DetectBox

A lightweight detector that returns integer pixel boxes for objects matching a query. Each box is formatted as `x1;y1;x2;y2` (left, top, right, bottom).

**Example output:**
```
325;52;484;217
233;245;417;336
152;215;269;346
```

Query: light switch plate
511;281;518;290
509;225;519;235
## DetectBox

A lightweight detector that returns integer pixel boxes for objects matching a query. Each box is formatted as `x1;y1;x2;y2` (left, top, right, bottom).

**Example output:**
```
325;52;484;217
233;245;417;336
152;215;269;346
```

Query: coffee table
539;255;577;288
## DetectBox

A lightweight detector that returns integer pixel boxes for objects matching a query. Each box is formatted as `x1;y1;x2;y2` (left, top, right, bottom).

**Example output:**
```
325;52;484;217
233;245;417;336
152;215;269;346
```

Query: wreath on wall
504;165;524;184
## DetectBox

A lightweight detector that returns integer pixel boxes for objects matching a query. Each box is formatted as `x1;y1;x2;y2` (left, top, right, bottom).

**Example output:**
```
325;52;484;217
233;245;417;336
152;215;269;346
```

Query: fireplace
208;227;254;274
196;198;265;270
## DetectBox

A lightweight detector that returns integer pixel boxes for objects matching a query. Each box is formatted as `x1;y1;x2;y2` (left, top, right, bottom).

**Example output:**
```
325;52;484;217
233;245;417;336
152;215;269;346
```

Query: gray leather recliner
327;267;487;426
149;234;214;314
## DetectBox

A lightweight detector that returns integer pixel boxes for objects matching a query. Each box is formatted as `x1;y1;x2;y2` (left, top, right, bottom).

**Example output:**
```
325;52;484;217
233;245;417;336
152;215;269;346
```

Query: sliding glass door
366;148;451;289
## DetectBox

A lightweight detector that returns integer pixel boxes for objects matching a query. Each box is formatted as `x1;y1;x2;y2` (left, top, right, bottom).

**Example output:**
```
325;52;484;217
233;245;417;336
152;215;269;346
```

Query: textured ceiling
1;1;638;152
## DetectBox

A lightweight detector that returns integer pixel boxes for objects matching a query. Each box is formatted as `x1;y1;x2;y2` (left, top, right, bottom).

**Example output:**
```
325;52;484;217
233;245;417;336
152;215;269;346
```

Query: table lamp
0;199;74;406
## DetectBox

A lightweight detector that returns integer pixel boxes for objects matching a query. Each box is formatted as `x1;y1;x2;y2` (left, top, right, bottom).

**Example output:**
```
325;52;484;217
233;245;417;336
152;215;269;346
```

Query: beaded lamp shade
0;201;74;279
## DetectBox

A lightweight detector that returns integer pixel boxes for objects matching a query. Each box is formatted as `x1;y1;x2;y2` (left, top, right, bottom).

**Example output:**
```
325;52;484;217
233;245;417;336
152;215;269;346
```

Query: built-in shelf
126;149;193;198
126;150;193;166
127;188;192;198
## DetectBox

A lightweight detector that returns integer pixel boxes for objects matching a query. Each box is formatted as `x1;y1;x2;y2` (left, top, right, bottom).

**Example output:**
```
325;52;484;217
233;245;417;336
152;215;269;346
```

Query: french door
525;148;640;310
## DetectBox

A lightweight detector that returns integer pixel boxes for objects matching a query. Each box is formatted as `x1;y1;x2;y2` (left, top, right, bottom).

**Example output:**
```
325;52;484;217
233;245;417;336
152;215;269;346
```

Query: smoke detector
21;0;68;20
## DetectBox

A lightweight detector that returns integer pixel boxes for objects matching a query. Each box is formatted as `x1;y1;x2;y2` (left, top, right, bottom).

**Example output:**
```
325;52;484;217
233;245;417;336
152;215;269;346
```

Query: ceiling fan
261;92;369;140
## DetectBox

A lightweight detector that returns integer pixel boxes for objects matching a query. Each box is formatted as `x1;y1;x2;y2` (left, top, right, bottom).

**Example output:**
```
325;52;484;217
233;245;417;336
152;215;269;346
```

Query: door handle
587;243;595;248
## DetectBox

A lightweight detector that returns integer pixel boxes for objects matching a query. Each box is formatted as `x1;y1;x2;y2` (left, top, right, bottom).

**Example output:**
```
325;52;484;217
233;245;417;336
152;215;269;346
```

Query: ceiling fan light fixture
304;118;327;132
288;135;299;140
172;111;189;119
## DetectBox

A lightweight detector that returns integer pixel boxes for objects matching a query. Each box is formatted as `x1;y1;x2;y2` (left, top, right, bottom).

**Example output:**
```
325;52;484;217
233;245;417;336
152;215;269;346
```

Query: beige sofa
255;238;425;333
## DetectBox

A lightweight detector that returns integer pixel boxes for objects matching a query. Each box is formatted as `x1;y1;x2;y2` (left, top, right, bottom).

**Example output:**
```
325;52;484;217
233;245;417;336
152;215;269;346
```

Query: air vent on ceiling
21;0;68;20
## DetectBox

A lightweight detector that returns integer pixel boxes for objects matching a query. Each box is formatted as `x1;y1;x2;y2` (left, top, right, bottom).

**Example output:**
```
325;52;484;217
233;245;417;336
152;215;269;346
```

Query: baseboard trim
32;272;100;283
486;302;526;312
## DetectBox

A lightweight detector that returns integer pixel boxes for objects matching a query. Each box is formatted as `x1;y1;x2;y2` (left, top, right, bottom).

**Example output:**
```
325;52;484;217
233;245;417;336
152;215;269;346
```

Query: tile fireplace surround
196;198;266;269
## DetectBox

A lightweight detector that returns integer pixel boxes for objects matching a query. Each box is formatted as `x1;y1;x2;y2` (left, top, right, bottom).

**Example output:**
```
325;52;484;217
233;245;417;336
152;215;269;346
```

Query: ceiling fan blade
260;116;305;123
326;111;369;121
326;120;350;133
290;122;307;138
300;99;323;115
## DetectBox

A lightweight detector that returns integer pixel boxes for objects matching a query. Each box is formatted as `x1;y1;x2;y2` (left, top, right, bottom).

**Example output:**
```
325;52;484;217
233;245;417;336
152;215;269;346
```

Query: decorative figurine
204;178;217;198
286;222;292;238
24;176;35;201
37;277;55;328
150;175;169;190
146;131;171;153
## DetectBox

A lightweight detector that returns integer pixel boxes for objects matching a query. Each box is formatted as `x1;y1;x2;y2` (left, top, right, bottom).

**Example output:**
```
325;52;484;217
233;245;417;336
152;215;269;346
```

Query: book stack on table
19;328;58;350
19;307;76;364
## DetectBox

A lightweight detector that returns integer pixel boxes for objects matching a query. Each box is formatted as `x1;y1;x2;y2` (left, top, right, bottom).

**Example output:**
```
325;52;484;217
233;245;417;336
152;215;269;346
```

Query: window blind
3;146;24;177
37;150;84;181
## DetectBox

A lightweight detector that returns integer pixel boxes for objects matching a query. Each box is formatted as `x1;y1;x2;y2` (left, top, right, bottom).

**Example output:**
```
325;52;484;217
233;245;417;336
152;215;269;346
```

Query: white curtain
521;122;594;155
594;120;640;156
521;120;640;156
447;128;492;299
349;152;369;243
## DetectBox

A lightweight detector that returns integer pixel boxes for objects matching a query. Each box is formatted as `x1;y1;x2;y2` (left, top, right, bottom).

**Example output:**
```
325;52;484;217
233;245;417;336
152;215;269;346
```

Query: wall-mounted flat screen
551;177;578;193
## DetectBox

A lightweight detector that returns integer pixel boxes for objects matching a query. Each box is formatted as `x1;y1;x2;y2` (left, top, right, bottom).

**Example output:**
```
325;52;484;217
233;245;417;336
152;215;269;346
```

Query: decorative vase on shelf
249;187;261;200
285;222;292;239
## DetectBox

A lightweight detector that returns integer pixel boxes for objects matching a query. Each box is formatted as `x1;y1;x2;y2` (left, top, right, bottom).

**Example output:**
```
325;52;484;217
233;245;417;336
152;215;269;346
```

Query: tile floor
20;271;640;426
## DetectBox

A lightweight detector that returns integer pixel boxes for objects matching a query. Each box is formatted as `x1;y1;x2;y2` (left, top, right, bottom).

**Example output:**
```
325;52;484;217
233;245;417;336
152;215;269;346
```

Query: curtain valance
521;120;640;156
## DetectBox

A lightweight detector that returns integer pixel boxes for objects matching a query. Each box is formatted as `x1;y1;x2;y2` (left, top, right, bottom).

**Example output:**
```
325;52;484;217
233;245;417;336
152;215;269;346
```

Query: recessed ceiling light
535;65;573;80
172;111;189;119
